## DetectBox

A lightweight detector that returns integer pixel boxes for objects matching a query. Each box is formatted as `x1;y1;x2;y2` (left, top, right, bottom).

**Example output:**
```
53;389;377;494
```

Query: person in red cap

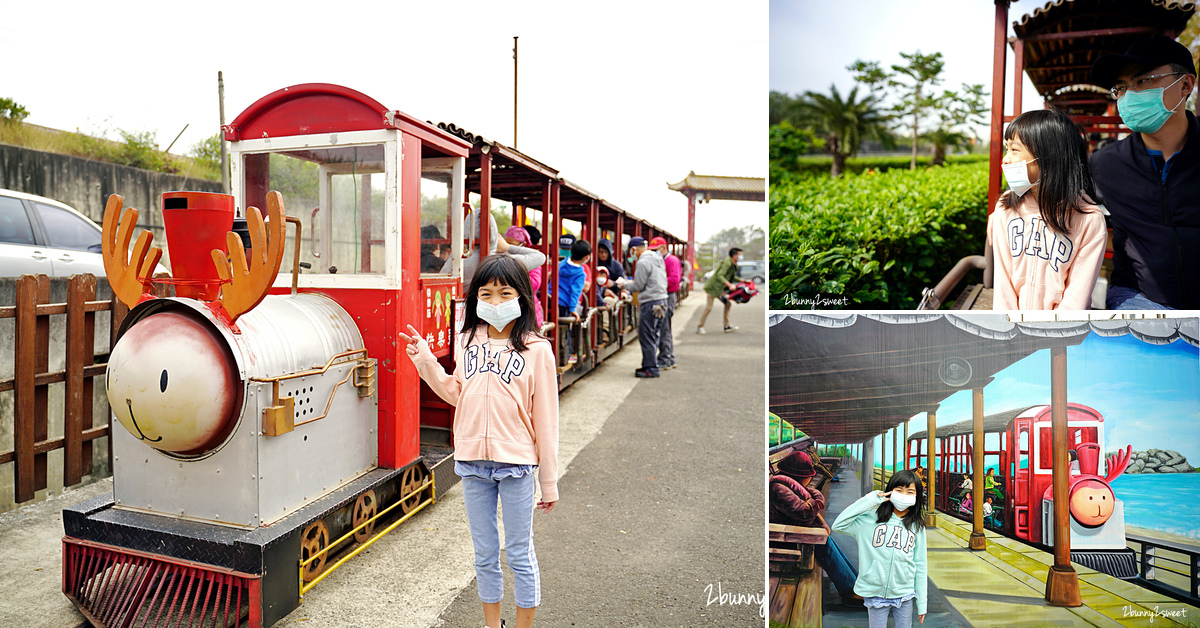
1089;35;1199;310
648;237;681;369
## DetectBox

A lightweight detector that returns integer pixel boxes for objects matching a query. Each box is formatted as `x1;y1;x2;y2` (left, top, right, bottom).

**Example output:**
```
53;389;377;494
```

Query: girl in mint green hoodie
832;469;928;627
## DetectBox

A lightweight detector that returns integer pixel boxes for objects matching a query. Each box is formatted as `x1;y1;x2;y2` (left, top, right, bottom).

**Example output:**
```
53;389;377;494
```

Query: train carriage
61;83;689;628
907;402;1137;578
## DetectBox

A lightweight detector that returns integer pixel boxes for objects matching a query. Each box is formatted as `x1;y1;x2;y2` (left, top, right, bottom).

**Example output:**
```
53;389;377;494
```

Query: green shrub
785;153;989;180
770;161;989;309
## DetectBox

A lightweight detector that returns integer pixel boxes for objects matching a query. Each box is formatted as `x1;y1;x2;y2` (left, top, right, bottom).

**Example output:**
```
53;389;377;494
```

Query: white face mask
477;297;521;331
889;492;917;511
1001;157;1039;197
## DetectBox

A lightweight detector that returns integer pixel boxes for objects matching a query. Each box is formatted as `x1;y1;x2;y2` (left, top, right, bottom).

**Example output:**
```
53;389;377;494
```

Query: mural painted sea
1111;473;1200;544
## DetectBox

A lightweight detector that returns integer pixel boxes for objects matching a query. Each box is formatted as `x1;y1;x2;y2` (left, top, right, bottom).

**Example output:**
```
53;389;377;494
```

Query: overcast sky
1;0;765;243
771;0;1048;137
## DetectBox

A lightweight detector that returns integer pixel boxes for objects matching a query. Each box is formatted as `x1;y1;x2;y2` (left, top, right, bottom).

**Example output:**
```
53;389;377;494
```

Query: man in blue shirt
557;238;590;365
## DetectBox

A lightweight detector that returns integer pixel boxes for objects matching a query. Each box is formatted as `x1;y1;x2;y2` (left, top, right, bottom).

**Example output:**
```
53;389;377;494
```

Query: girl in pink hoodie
401;255;559;628
988;108;1107;310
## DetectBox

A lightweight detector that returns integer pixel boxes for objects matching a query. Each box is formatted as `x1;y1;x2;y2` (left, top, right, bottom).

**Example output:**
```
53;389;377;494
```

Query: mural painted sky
896;330;1200;463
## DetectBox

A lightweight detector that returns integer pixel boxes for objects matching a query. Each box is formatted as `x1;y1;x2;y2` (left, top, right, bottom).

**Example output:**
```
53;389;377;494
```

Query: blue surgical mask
1001;157;1039;197
1118;75;1186;134
477;297;521;331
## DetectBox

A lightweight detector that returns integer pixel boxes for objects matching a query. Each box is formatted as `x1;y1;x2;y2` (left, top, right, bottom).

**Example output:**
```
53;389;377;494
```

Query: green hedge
770;161;989;309
773;153;989;184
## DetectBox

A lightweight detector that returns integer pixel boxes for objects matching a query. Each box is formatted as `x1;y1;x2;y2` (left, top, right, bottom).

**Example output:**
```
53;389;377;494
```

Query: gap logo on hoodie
463;343;526;384
1006;215;1076;272
872;522;917;555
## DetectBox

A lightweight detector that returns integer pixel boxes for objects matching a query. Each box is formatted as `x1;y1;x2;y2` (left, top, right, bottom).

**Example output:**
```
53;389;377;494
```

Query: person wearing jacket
770;451;860;606
619;236;668;378
650;237;681;370
1089;36;1199;310
505;225;545;328
698;247;745;334
831;469;928;627
402;255;558;628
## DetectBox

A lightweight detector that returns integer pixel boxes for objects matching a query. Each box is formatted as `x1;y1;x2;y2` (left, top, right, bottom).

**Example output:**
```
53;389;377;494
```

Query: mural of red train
61;83;687;628
908;403;1137;578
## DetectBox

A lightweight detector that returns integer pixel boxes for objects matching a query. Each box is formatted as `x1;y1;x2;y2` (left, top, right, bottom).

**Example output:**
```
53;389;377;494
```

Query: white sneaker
696;327;706;335
724;325;738;333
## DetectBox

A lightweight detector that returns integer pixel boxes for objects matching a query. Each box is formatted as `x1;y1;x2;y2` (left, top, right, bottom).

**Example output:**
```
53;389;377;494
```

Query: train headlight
106;310;240;457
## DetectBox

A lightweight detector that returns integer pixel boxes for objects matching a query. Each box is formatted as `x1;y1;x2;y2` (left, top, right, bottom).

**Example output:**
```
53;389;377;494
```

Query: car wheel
753;275;764;285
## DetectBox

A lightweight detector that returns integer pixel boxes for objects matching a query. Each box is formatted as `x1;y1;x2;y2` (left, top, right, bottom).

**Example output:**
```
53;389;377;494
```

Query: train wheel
400;466;427;515
352;490;378;543
301;520;330;582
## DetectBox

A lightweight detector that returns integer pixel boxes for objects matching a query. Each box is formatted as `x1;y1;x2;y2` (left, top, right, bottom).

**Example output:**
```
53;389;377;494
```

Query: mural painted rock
1123;449;1195;474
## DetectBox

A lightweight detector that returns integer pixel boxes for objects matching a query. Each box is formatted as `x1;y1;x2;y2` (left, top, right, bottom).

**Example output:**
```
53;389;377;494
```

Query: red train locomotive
61;84;687;628
907;403;1137;578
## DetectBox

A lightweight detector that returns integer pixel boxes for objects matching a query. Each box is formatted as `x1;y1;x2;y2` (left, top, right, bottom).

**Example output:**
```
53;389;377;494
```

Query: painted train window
419;172;452;276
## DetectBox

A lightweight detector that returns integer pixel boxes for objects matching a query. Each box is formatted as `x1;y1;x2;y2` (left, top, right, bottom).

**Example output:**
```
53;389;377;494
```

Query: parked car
701;259;766;285
0;188;112;278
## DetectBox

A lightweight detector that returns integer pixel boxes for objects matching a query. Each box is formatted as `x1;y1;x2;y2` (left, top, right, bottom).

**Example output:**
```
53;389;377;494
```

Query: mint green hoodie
831;491;928;615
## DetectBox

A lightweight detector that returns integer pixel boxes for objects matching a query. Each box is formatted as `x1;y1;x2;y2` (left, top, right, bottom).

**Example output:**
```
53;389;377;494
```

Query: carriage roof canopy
769;314;1199;444
1011;0;1196;116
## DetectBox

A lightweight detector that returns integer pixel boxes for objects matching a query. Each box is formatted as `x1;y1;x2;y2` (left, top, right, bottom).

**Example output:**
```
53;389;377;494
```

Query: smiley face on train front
1069;478;1115;528
106;310;240;456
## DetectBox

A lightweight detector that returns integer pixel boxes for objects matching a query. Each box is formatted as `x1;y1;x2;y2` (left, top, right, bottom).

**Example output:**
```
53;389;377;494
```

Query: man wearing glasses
1089;36;1198;310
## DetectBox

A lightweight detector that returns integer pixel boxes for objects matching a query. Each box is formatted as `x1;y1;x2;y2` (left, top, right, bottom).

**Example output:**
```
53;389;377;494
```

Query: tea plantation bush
773;153;989;184
770;161;989;309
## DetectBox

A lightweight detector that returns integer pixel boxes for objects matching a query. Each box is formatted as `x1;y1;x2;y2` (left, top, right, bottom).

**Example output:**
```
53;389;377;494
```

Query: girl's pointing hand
397;324;424;357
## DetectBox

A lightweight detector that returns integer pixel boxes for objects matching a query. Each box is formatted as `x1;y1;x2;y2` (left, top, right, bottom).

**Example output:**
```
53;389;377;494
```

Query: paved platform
816;465;1200;628
0;287;766;628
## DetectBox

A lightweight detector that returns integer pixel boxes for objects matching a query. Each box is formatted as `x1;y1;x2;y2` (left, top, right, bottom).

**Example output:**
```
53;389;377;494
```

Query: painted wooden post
971;388;987;550
1046;345;1082;606
925;407;938;528
988;0;1011;216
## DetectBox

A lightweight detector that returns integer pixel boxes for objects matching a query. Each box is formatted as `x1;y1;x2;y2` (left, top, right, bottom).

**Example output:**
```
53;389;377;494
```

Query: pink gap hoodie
987;195;1107;310
410;326;560;502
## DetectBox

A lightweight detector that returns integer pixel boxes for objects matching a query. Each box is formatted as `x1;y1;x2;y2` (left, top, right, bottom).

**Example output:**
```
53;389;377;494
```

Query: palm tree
795;85;892;177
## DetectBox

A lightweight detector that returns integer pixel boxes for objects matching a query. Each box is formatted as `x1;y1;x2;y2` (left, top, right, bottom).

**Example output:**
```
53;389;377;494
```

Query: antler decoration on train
101;194;162;309
212;191;286;323
1103;445;1133;483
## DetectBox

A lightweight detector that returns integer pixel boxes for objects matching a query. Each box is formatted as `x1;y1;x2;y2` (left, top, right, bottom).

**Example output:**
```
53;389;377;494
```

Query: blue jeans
657;293;676;368
638;299;666;372
814;537;857;601
1106;285;1175;310
867;597;914;628
456;460;541;608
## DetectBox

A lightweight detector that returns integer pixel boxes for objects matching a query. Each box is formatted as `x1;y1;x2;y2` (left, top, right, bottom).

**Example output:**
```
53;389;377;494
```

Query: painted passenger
401;255;559;628
987;108;1106;310
832;469;928;627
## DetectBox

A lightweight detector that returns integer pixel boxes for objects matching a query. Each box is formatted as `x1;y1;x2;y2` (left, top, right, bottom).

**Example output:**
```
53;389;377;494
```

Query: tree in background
850;51;989;170
0;98;29;122
926;84;989;166
703;224;765;270
189;133;222;170
793;85;892;177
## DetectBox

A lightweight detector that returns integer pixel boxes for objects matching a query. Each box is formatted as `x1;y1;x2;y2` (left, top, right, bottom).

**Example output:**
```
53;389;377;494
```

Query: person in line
619;236;668;378
698;247;746;334
557;238;590;365
457;208;545;288
1089;36;1199;310
400;255;558;628
987;108;1106;310
505;226;544;328
650;237;681;370
832;469;928;627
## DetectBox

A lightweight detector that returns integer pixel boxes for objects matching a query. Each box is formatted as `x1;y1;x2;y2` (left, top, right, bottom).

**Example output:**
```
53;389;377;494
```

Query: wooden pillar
862;439;874;498
970;388;987;550
903;421;910;470
925;407;938;528
686;191;697;283
891;426;898;484
879;433;886;491
479;150;492;259
987;0;1011;216
541;180;552;326
1046;345;1082;606
1013;37;1025;118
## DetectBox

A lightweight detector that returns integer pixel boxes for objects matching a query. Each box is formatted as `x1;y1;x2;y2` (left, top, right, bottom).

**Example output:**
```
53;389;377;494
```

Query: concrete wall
0;143;222;268
0;276;116;513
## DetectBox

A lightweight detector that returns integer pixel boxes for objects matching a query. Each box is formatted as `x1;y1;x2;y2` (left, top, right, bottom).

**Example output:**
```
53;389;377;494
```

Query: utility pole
513;36;518;148
219;71;229;194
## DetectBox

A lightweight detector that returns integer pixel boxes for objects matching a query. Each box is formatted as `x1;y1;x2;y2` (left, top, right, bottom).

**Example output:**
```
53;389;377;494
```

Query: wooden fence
0;274;126;504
